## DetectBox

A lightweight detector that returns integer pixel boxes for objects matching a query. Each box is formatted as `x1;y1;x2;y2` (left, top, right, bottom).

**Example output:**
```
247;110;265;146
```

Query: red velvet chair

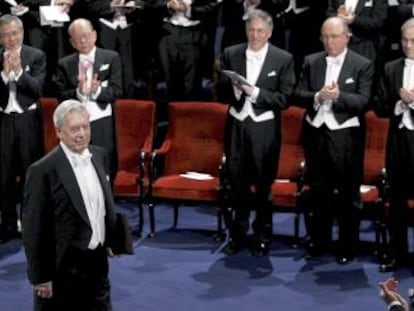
147;101;228;240
40;97;59;154
114;99;156;236
360;110;389;255
271;105;306;247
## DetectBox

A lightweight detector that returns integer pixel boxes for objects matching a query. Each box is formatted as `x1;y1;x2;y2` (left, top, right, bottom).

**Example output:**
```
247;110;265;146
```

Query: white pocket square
101;80;108;87
364;0;373;7
99;64;109;71
106;175;110;182
28;103;37;110
267;70;276;77
345;78;354;84
25;65;30;72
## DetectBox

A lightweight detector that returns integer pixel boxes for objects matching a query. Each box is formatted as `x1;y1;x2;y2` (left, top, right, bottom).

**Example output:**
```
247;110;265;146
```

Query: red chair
147;101;228;240
271;105;306;247
114;99;156;235
360;110;389;255
40;97;59;154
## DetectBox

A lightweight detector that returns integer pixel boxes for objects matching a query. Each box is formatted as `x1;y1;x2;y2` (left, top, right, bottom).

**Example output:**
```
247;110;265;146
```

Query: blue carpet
0;202;413;310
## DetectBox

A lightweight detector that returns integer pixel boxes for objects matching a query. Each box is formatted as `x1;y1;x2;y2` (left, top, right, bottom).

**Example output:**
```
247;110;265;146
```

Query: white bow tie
79;54;94;65
326;56;341;66
405;58;414;67
246;50;263;62
72;152;92;168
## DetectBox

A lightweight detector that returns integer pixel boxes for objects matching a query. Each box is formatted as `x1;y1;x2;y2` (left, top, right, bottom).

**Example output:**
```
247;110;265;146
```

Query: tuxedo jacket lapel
54;147;90;226
91;154;114;211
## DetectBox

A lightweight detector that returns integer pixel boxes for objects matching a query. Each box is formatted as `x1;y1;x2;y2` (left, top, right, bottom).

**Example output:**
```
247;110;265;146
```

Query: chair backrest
115;99;156;172
40;97;59;154
278;106;306;180
163;101;228;176
363;110;389;185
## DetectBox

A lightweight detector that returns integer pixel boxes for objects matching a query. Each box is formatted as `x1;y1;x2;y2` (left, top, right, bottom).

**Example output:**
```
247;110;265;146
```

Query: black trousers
386;128;414;259
158;23;205;101
226;116;280;240
34;245;111;311
0;110;43;234
302;123;364;253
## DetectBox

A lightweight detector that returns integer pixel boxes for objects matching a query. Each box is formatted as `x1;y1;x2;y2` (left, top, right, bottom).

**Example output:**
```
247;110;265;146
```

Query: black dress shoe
222;238;244;255
251;236;271;257
336;255;354;265
379;258;407;273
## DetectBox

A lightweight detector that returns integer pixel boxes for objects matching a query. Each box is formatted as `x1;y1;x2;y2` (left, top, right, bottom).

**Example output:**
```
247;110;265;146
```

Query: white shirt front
306;49;360;130
345;0;358;13
77;47;112;122
1;47;24;114
61;142;106;249
229;43;275;122
394;58;414;130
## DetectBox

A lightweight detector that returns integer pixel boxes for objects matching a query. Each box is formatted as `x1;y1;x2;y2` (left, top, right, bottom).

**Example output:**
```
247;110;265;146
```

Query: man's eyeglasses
0;30;22;39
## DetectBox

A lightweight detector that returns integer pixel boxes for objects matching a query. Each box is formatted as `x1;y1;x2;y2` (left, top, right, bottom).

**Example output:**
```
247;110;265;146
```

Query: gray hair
0;14;23;31
401;17;414;34
53;100;89;129
245;9;273;29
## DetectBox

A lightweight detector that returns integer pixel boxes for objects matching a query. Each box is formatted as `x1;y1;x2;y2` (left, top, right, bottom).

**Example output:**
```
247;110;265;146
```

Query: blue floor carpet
0;202;413;310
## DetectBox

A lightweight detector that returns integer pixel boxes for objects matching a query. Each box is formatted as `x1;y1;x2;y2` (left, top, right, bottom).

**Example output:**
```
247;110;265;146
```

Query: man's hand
166;0;187;12
4;50;22;75
400;87;414;105
317;82;340;101
34;282;53;299
337;4;355;24
379;278;409;311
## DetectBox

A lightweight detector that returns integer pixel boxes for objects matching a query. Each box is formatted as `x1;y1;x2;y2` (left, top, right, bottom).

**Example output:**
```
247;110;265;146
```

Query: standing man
0;14;46;243
153;0;219;101
217;9;295;257
55;18;122;182
376;18;414;272
23;99;117;311
294;16;373;264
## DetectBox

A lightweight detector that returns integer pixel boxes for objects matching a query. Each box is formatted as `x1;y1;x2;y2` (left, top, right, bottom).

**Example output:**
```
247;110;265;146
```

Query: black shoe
251;236;271;257
222;238;244;255
305;241;323;259
336;255;354;265
379;258;407;273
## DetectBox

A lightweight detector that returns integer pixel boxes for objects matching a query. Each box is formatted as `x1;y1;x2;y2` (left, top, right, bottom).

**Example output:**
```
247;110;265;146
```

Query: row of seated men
0;1;413;104
1;3;414;275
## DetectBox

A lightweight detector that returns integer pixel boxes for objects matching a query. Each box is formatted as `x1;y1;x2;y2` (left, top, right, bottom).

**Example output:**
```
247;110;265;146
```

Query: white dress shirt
344;0;358;13
229;43;275;123
306;49;360;130
394;58;414;130
77;47;112;122
61;142;106;250
1;47;24;114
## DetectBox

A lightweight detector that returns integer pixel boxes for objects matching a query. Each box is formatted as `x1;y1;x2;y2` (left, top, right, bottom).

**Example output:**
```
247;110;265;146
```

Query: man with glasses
293;16;373;264
56;18;123;184
0;14;46;244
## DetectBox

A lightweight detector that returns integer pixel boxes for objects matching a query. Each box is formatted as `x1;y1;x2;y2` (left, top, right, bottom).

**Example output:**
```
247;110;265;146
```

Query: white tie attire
229;44;275;123
77;48;112;122
61;143;106;250
306;49;360;130
395;59;414;130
